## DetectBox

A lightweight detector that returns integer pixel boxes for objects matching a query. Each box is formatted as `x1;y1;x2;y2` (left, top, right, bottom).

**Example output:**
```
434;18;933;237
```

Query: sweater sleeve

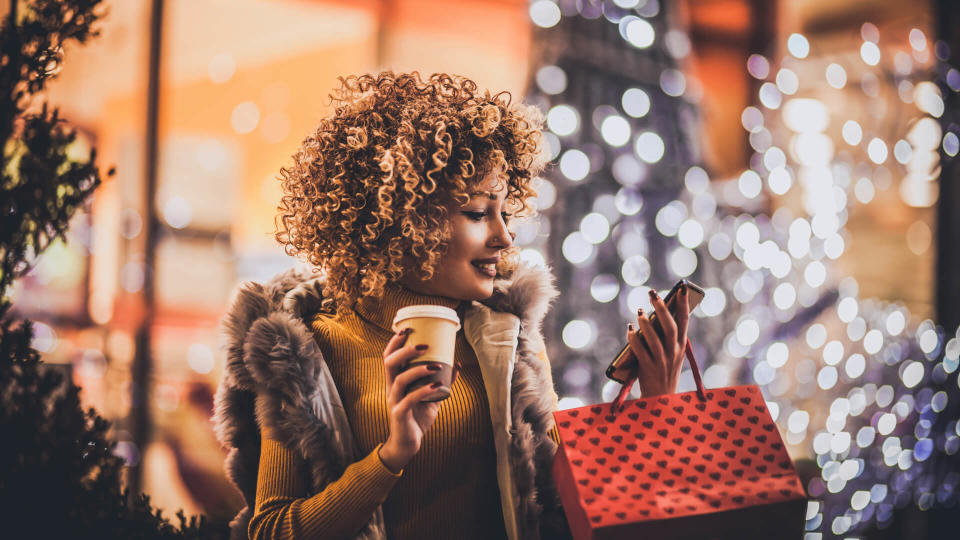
248;433;402;540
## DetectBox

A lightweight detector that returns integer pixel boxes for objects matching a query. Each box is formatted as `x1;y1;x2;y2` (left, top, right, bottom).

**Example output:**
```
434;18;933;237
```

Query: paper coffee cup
392;305;461;402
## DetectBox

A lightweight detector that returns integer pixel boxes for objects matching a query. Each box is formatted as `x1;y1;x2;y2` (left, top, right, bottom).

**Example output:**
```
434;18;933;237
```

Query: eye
461;210;513;223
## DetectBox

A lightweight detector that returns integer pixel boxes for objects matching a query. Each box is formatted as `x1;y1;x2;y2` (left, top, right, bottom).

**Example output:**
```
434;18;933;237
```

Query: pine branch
0;0;111;300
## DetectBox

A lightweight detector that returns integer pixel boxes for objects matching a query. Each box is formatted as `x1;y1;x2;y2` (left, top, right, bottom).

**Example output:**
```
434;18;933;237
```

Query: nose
488;214;513;249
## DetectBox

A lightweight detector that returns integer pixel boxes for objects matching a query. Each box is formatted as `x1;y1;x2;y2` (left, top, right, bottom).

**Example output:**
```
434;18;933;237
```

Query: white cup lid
392;305;461;331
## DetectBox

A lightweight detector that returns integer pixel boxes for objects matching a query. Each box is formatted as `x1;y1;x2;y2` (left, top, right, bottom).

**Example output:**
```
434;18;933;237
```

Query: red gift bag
552;341;807;540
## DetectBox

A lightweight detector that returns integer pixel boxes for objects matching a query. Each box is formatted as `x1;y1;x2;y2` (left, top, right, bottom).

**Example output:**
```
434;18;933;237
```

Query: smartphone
604;279;705;384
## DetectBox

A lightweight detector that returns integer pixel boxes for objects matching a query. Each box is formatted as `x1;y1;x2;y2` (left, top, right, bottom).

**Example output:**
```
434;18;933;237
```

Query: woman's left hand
625;284;690;397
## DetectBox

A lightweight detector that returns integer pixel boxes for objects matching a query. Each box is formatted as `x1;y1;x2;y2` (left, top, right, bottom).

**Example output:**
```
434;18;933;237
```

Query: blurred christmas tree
523;0;709;413
0;1;226;537
525;1;959;538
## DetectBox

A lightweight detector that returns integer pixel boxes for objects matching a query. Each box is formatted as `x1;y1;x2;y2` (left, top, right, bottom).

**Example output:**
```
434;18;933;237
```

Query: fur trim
281;274;327;320
508;319;565;540
228;507;251;540
484;263;567;539
483;262;559;337
244;311;349;479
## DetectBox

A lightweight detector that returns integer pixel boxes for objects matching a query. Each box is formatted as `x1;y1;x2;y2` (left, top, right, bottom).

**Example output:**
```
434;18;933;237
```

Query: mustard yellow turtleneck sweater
249;283;559;540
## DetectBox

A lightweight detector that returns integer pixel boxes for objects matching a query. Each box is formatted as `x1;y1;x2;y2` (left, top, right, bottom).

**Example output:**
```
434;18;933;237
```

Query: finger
388;362;439;405
450;361;461;388
675;283;690;346
635;308;666;365
385;343;428;385
395;382;444;416
626;322;653;366
648;289;677;349
383;329;412;376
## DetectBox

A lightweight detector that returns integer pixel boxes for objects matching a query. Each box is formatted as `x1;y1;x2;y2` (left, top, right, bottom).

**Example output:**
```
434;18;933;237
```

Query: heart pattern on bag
555;385;806;527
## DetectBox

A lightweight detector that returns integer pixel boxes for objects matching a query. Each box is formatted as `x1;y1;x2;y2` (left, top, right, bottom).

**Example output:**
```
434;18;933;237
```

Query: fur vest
213;262;571;540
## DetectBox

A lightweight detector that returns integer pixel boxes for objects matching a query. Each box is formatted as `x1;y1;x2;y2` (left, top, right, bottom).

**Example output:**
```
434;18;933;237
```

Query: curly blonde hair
275;71;548;315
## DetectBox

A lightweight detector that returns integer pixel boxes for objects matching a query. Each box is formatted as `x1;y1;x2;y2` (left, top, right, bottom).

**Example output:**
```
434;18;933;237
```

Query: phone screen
604;279;705;384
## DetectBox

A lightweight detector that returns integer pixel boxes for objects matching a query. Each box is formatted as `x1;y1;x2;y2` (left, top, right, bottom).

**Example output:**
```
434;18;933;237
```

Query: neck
354;281;465;333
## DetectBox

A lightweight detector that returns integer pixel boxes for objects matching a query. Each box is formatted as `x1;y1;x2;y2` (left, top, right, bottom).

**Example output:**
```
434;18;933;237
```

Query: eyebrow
468;191;499;200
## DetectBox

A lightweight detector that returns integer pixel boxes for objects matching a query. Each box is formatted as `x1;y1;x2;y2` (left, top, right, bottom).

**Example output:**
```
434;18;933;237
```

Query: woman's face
400;175;514;301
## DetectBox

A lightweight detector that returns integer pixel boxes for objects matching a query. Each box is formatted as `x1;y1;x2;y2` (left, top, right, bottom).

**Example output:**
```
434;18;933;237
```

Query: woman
213;71;690;540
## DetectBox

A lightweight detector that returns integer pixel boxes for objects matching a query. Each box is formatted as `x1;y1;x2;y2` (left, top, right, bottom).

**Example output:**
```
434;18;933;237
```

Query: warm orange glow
686;48;749;177
689;0;751;34
31;1;534;519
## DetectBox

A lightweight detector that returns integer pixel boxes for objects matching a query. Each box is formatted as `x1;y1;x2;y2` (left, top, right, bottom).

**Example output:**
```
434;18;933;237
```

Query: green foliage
0;326;228;539
0;1;228;537
0;0;111;311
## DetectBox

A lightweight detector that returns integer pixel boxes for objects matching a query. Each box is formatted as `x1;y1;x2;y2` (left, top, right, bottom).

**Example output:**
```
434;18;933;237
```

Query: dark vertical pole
930;0;960;534
936;0;960;335
376;0;393;68
129;0;163;499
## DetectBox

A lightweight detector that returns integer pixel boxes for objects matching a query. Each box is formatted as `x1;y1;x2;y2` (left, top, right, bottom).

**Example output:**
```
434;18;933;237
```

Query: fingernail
648;289;658;299
415;344;429;351
680;282;687;295
403;328;414;335
427;364;441;371
430;382;442;389
628;323;634;331
637;307;644;316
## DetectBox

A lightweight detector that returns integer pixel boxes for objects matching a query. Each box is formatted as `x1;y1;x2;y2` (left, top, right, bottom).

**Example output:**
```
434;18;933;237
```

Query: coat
212;261;571;540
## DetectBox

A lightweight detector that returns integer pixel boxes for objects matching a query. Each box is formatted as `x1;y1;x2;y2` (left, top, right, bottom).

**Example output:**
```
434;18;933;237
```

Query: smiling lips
471;257;499;278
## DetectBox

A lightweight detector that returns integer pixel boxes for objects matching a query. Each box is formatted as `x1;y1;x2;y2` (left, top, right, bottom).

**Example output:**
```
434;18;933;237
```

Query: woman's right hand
378;329;448;473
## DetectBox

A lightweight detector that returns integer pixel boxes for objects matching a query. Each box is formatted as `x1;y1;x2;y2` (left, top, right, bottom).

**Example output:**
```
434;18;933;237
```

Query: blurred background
10;0;959;537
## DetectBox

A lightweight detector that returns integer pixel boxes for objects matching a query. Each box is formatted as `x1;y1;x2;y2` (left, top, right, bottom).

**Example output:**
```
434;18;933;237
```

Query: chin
462;281;494;301
481;279;497;297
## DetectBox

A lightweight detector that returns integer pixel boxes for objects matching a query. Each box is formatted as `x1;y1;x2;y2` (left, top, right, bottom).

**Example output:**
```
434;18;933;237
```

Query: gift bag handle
612;338;705;413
